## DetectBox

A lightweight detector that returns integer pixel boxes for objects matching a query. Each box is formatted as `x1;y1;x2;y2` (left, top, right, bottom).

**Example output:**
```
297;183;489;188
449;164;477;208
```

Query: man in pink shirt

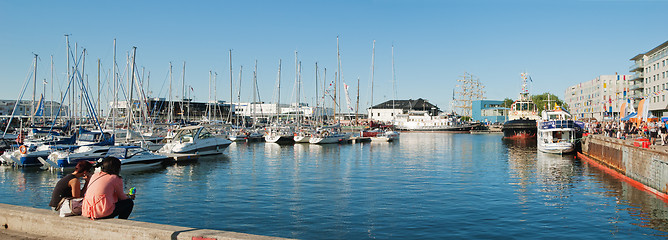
82;157;134;219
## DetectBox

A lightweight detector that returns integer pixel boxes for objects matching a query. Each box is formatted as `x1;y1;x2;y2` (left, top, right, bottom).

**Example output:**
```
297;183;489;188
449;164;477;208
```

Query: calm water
1;132;667;239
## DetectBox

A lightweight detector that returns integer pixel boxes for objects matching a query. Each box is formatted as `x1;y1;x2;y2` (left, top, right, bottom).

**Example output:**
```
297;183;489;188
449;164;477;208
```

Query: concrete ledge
0;203;292;240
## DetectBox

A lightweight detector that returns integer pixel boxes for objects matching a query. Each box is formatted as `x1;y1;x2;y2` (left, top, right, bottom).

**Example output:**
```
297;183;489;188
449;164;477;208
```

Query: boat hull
502;119;537;139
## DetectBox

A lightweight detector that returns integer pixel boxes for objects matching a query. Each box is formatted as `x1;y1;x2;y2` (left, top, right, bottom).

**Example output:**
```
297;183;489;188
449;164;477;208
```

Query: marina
1;133;667;239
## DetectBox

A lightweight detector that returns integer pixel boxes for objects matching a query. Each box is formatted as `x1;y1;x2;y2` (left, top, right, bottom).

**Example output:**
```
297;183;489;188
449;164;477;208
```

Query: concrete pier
0;203;291;240
580;135;668;198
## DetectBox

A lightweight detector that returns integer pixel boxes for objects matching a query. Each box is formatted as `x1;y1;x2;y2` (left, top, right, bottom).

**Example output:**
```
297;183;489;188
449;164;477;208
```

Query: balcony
629;62;644;72
628;72;644;82
629;83;643;90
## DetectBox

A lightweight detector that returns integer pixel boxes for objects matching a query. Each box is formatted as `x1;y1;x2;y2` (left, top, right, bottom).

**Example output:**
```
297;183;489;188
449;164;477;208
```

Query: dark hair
74;161;93;173
100;157;121;175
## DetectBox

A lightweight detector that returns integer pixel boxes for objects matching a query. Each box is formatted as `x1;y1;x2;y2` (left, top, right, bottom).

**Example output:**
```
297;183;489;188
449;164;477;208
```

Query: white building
564;75;631;121
0;100;68;118
629;40;668;117
234;102;333;119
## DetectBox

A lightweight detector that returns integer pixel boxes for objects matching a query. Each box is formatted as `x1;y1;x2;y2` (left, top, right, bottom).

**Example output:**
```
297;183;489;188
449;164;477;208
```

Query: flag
528;76;533;82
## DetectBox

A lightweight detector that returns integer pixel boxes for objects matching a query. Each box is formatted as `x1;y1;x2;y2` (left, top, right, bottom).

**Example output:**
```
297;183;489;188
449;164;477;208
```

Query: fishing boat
106;146;168;172
537;107;576;154
157;125;231;156
502;73;540;139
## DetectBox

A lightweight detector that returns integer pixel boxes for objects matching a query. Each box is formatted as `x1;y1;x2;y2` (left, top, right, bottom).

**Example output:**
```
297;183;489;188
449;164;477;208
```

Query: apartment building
629;40;668;117
564;75;631;121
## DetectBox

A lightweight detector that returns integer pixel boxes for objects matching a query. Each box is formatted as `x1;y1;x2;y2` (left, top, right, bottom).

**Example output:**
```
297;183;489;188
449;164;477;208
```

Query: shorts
650;131;658;138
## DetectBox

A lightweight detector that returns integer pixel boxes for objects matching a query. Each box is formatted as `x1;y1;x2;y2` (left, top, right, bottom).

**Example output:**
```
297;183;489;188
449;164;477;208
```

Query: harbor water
1;132;667;239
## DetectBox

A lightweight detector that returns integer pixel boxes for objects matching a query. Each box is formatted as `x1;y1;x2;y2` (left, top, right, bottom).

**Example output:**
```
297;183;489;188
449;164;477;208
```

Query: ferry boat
394;111;473;132
537;107;576;154
502;73;540;139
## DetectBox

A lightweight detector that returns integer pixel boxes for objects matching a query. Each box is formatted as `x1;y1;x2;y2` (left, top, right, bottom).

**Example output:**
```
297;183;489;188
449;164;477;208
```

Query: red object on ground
577;152;668;204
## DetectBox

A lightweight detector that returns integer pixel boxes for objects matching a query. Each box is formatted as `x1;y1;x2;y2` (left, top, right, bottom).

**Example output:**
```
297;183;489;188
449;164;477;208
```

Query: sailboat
265;59;295;144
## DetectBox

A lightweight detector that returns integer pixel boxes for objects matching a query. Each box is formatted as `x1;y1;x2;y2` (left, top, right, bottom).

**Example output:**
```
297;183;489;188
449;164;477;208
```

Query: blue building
472;100;508;123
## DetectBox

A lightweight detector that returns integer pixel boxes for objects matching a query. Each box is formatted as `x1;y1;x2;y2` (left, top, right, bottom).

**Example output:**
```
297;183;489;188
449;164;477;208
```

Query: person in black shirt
49;161;94;210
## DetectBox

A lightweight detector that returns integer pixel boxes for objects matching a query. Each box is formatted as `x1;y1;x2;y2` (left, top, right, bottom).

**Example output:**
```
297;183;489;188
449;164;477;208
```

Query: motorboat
157;125;231;156
48;145;111;170
537;107;576;154
106;146;168;172
309;125;351;144
371;130;400;142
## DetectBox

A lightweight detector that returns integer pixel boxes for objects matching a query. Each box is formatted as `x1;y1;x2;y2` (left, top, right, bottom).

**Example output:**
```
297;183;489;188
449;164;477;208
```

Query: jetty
0;203;291;240
579;134;668;202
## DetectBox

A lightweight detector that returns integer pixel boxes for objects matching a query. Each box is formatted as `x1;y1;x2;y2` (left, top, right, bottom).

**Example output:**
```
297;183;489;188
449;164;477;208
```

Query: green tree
531;93;568;113
503;98;514;109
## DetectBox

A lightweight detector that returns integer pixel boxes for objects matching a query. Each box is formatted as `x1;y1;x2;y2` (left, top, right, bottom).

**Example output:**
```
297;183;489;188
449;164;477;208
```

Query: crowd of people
49;157;135;219
584;120;668;145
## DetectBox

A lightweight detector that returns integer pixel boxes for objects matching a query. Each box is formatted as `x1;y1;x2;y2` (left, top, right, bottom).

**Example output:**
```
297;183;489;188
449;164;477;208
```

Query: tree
531;93;568;113
503;98;514;109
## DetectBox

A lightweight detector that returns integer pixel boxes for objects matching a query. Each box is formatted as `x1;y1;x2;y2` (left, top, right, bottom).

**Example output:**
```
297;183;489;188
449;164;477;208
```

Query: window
377;113;380;117
664;95;665;102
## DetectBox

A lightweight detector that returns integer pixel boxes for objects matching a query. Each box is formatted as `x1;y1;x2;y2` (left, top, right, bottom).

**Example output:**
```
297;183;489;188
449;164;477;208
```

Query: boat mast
112;38;116;135
276;59;281;123
127;47;137;139
391;44;396;122
335;36;340;123
229;50;233;124
315;62;319;126
181;61;186;122
214;72;218;121
50;55;54;122
97;58;101;118
252;60;257;126
370;40;375;121
32;53;38;125
208;70;212;121
168;62;173;123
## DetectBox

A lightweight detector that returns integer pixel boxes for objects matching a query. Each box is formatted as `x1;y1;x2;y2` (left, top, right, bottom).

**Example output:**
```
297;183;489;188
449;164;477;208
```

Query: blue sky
1;0;668;114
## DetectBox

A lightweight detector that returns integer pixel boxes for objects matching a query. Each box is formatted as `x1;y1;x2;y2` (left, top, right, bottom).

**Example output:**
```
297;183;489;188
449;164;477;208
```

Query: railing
630;83;644;90
629;62;644;71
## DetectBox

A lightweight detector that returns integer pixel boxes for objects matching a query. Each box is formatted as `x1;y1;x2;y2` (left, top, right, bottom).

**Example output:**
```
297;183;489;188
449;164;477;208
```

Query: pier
579;134;668;202
0;203;289;240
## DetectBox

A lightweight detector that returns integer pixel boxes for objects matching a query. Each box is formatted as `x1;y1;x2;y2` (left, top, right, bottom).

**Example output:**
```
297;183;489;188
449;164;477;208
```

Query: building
471;100;507;123
564;75;631;121
629;40;668;117
0;99;68;118
110;99;332;122
368;98;440;122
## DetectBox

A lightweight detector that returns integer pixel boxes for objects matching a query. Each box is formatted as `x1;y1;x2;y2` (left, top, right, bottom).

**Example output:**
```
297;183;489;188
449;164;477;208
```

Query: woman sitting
48;161;93;210
82;157;134;219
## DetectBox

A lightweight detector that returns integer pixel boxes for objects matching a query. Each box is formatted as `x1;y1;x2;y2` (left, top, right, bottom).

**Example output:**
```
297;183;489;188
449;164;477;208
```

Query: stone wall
0;203;290;240
582;135;668;194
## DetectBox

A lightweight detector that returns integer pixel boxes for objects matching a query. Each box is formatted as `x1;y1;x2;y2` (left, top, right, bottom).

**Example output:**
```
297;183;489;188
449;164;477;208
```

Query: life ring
19;145;27;154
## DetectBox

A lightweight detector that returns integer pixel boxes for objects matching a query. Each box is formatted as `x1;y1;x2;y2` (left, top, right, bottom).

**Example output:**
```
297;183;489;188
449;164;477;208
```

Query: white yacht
537;107;576;154
157;125;231;156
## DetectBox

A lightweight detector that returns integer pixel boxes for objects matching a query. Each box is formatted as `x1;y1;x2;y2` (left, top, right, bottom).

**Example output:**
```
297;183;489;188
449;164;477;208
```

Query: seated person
82;157;134;219
49;161;93;210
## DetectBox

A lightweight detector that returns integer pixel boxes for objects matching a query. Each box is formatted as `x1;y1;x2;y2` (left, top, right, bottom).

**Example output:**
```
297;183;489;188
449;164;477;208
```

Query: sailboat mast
127;47;137;137
392;44;396;119
168;62;173;123
315;62;318;124
335;36;340;122
32;53;38;125
50;55;54;122
214;72;217;121
112;38;116;133
229;50;233;123
97;58;101;118
208;70;212;121
252;60;257;126
277;59;281;122
356;77;360;124
65;35;70;120
181;61;186;121
370;40;375;119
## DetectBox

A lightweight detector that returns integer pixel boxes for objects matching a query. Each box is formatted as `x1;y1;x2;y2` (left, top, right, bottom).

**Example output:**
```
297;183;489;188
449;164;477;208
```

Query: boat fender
19;145;27;154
